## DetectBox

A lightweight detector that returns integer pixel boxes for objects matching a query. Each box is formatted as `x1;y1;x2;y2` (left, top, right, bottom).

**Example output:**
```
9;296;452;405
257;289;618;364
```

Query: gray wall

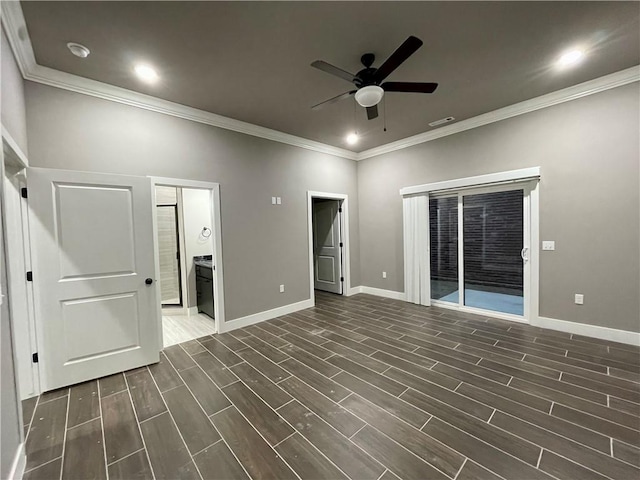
25;82;360;321
358;83;640;332
1;26;25;479
1;26;28;155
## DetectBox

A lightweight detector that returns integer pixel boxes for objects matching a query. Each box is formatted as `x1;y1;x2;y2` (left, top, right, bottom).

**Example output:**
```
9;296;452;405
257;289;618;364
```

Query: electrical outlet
575;294;584;305
542;241;555;251
271;196;276;205
382;271;387;279
279;284;285;293
276;197;282;205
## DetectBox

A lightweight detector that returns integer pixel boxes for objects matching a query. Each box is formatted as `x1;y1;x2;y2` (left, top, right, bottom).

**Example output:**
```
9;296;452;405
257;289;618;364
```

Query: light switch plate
382;271;387;278
271;196;276;205
276;197;282;205
279;284;285;293
575;294;584;305
542;241;555;251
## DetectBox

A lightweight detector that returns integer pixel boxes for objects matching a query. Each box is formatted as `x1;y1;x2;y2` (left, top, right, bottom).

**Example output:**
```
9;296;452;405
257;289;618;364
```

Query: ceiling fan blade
311;90;356;110
311;60;357;83
374;36;423;83
382;82;438;93
366;105;379;120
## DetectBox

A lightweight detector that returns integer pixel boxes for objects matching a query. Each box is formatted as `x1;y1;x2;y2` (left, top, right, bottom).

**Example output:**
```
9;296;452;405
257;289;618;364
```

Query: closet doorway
429;181;536;322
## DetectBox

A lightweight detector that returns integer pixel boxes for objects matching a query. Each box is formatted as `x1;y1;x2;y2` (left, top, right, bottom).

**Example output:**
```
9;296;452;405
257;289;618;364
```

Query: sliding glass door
430;184;529;318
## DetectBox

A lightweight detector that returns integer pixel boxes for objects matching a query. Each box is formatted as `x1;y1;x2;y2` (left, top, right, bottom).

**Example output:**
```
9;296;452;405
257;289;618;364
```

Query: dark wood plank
245;325;290;348
538;450;608;480
62;418;106;480
163;344;196;371
385;368;493;421
179;366;231;416
23;458;62;480
280;358;351;402
423;418;554;480
139;412;200;480
278;321;330;346
38;387;69;403
162;385;221;454
458;382;611;453
108;450;153;480
610;396;640;416
281;344;341;377
25;396;67;470
352;425;448;480
328;355;406;396
276;433;349;479
101;391;144;463
200;336;244;366
230;361;292;409
278;400;385;480
67;380;99;428
181;339;206;355
490;410;640;479
192;350;238;388
612;439;640;468
237;347;290;382
148;352;184;392
125;367;167;422
193;441;249;480
278;376;364;437
221;381;293;445
334;372;430;428
342;394;463;478
456;460;503;480
362;338;437;370
99;373;127;397
22;397;37;427
317;330;377;355
322;340;389;372
372;351;459;389
562;372;640;404
241;335;290;363
214;332;250;351
211;406;297;479
281;332;334;359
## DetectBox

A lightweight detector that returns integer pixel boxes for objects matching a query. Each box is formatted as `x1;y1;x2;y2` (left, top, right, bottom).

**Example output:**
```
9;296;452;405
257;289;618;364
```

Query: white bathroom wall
181;188;214;308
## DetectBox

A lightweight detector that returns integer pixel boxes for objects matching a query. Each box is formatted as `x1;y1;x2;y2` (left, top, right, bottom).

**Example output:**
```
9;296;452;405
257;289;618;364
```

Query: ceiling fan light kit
355;85;384;107
311;35;438;121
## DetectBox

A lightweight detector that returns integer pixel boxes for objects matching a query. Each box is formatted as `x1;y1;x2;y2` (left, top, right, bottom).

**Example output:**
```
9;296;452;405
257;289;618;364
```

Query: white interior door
313;199;342;294
27;167;160;391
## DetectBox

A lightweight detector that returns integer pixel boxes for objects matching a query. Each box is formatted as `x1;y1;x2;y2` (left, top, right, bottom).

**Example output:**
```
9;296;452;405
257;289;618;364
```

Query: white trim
187;306;199;316
360;286;407;301
2;127;29;169
533;316;640;347
8;443;26;480
432;300;529;324
2;1;638;164
220;299;314;333
346;286;363;297
307;191;352;301
400;167;540;196
149;177;225;338
358;66;640;160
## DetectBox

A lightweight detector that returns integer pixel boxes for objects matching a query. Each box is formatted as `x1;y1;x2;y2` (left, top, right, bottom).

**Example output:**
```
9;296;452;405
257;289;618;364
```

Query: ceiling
20;1;640;152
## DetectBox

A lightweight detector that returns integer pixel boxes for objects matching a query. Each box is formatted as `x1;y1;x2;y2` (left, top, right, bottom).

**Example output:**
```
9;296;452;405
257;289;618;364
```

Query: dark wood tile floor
22;292;640;480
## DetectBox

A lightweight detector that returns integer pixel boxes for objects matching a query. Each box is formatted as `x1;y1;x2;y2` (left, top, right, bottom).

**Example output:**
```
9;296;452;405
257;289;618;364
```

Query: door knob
145;278;153;285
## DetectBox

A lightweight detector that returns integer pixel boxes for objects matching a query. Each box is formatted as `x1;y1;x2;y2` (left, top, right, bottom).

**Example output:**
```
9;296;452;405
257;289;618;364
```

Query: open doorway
152;179;225;347
307;191;352;300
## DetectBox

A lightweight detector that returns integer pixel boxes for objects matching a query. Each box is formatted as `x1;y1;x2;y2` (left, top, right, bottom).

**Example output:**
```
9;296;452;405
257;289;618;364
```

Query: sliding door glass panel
463;190;523;315
429;196;459;302
157;205;182;306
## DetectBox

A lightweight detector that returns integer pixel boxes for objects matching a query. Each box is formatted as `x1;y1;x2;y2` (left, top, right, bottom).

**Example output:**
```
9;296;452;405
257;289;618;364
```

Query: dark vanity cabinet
195;263;214;319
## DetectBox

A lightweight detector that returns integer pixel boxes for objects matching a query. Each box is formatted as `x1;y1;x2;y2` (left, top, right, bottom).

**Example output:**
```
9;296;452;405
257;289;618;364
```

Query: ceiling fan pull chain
383;95;387;132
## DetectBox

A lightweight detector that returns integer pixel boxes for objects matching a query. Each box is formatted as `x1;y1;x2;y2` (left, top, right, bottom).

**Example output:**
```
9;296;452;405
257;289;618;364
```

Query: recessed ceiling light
556;49;585;68
134;64;159;83
67;42;90;58
346;133;359;145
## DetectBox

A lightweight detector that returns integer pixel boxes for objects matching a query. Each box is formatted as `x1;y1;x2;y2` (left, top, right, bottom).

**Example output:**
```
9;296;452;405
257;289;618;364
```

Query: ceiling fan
311;35;438;120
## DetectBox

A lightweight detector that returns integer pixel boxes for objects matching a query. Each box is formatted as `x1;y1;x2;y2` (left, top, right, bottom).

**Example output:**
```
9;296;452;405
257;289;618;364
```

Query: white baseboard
220;298;314;333
346;286;363;296
533;316;640;347
8;443;25;480
187;306;199;315
358;286;407;301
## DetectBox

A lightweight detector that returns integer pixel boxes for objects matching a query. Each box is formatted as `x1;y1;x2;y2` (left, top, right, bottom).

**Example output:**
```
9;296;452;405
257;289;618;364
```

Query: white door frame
430;180;539;324
2;127;40;399
307;191;352;303
149;177;225;337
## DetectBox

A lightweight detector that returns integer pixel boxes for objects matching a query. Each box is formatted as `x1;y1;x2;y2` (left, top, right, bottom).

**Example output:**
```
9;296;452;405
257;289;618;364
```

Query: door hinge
340;277;344;282
21;187;28;199
26;271;33;282
339;242;343;248
176;251;180;260
32;353;38;363
338;207;342;213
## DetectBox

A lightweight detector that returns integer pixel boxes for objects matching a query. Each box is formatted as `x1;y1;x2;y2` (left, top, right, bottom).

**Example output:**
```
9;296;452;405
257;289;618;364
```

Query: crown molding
356;65;640;160
2;1;638;163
